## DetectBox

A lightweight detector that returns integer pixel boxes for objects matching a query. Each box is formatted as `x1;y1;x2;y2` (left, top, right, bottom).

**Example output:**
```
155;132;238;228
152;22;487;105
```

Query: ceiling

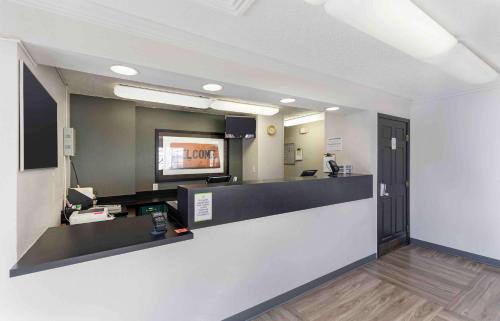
2;0;499;105
61;69;359;119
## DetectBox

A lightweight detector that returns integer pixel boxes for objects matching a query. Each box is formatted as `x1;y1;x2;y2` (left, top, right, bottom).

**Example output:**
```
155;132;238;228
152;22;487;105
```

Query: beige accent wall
242;113;284;181
284;120;325;178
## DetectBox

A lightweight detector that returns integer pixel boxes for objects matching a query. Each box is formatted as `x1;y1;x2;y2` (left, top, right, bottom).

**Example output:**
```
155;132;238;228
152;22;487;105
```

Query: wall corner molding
410;238;499;268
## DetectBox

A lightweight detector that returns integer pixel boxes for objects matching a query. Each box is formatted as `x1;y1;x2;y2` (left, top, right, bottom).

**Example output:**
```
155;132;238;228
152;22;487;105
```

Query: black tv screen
21;63;58;170
225;116;256;139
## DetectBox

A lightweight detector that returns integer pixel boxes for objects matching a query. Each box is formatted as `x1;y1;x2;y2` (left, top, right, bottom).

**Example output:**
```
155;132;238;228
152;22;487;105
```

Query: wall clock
267;125;277;136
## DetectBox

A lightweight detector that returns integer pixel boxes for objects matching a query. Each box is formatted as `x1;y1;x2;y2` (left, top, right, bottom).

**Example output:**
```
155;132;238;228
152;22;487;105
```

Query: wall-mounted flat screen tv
20;62;58;170
225;116;256;139
155;129;228;182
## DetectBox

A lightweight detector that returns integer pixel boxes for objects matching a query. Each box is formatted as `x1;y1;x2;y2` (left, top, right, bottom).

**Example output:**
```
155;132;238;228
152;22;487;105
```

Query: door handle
380;183;390;197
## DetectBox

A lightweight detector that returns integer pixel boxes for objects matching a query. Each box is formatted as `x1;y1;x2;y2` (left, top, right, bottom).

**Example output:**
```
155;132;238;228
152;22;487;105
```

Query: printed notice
327;137;343;152
194;192;213;222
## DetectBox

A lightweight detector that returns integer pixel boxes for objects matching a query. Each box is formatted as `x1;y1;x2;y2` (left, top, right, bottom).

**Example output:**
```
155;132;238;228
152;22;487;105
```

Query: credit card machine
328;160;340;177
150;212;167;236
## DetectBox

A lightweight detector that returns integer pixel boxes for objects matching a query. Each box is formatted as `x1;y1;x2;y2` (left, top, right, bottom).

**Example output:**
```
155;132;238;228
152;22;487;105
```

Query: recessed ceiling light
110;65;138;76
280;98;296;104
202;83;223;92
326;107;340;111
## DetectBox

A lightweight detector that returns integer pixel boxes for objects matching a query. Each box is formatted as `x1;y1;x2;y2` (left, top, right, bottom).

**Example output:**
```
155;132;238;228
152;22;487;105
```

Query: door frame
377;113;411;256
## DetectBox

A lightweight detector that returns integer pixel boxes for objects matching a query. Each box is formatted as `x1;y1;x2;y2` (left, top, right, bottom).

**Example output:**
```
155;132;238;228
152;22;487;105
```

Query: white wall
242;138;258;181
411;89;500;260
16;45;69;257
0;201;375;321
324;109;378;260
325;110;377;175
0;39;19;289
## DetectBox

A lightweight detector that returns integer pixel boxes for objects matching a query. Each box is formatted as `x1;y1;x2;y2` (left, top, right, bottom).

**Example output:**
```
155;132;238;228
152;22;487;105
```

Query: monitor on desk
206;175;232;184
300;170;317;177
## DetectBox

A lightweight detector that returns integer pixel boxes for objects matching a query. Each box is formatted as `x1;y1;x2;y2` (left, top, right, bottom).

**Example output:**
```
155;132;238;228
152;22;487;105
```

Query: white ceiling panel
4;0;500;101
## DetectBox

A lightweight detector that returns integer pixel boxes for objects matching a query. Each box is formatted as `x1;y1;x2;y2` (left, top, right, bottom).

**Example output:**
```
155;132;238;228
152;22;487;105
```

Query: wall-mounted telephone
150;212;167;236
328;160;340;177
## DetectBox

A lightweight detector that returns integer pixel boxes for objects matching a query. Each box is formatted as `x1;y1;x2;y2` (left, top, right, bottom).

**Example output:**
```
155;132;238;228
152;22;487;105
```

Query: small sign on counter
194;192;213;222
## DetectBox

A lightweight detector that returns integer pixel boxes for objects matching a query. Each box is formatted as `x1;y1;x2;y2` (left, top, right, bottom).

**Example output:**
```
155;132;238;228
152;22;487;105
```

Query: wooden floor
253;245;500;321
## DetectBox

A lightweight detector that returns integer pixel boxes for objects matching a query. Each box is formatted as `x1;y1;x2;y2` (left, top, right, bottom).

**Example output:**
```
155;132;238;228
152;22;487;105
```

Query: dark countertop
10;215;193;277
178;173;367;190
175;173;373;229
12;174;372;278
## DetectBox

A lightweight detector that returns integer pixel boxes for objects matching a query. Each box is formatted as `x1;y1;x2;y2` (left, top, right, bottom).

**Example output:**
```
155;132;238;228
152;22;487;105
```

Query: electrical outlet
153;183;158;191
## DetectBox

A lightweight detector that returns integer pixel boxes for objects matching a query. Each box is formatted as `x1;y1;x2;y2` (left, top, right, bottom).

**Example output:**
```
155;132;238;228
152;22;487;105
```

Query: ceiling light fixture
284;113;325;127
113;85;279;115
326;106;340;111
113;85;211;109
280;98;296;104
423;44;498;84
110;65;138;76
323;0;457;59
308;0;498;84
202;83;223;92
304;0;327;5
211;100;279;116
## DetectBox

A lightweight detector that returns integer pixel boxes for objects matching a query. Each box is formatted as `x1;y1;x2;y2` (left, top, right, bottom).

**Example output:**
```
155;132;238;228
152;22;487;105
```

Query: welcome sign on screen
169;142;221;169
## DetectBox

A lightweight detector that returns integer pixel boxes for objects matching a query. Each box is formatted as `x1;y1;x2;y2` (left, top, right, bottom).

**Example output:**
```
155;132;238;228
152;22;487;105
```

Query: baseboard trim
410;238;500;268
223;254;377;321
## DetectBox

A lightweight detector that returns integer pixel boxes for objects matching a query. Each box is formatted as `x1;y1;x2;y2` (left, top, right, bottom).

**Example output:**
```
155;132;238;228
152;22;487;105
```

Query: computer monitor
300;170;318;177
206;175;232;184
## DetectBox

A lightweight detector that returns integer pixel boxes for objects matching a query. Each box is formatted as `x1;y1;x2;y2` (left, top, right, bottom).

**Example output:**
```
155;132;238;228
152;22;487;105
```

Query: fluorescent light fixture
280;98;296;104
284;113;325;127
113;85;211;109
211;100;279;116
323;0;457;60
326;106;340;111
304;0;327;5
110;65;138;76
202;83;223;92
424;44;498;84
315;0;498;84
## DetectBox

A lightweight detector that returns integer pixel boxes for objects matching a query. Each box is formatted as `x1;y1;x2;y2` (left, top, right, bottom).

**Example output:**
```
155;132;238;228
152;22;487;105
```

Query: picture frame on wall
155;129;228;182
19;61;58;171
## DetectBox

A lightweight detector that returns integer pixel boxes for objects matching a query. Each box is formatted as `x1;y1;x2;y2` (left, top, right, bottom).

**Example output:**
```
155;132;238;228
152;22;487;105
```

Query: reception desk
174;174;373;229
10;173;372;277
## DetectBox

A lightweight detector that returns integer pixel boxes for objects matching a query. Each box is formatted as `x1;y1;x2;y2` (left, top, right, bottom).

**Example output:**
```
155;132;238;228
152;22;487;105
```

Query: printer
69;207;115;225
67;187;95;210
